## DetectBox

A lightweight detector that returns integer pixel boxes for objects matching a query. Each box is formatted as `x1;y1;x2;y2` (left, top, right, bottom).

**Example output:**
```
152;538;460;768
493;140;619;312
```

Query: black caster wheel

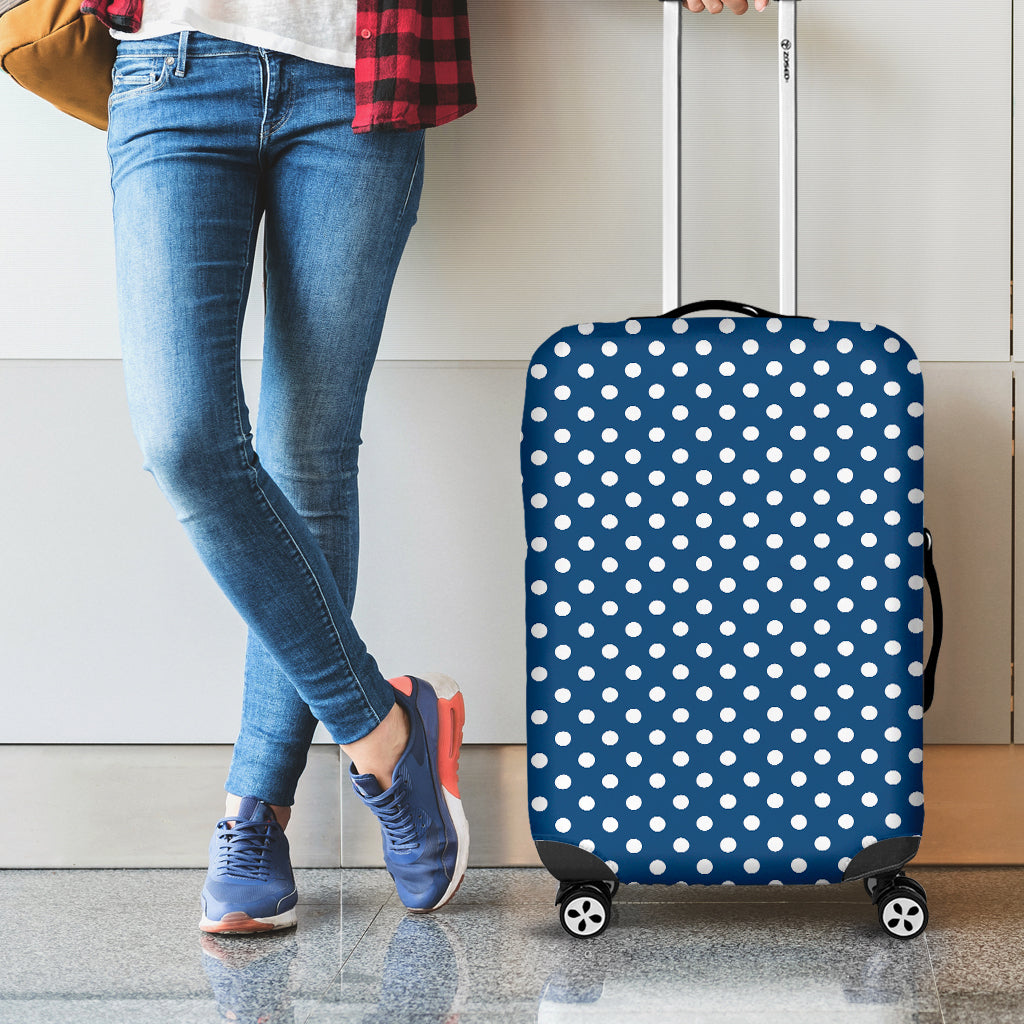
866;873;927;903
559;884;611;938
877;886;929;939
897;876;928;903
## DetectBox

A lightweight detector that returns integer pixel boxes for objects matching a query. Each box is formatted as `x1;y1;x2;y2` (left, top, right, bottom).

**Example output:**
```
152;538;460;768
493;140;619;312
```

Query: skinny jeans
106;29;424;805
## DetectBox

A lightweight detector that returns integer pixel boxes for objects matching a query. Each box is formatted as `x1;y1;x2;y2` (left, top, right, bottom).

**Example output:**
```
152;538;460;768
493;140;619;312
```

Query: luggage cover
521;314;927;886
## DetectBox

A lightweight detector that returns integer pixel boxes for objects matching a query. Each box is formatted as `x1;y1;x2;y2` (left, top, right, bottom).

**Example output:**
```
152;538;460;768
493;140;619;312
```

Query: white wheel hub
881;894;926;938
563;893;607;936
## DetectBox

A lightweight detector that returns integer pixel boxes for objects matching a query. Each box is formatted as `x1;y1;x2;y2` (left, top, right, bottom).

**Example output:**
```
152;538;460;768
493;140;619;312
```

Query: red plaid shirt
79;0;477;133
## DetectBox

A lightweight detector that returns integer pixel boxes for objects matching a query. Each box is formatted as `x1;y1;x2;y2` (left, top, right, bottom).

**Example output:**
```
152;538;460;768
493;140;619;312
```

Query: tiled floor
0;866;1022;1023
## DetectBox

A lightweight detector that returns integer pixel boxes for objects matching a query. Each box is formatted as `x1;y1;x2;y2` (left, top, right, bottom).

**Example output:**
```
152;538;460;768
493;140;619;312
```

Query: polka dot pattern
522;316;926;886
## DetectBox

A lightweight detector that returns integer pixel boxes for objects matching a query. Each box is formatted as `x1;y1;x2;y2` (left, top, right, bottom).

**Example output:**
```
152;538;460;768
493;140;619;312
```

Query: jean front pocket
109;54;174;104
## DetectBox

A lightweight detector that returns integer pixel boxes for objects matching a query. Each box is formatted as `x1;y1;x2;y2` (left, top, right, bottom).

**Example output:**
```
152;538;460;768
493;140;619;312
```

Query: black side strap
922;527;942;714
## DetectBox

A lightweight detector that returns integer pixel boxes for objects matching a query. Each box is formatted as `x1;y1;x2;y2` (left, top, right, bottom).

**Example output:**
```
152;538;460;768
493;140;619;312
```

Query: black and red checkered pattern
79;0;143;32
353;0;476;133
79;0;477;133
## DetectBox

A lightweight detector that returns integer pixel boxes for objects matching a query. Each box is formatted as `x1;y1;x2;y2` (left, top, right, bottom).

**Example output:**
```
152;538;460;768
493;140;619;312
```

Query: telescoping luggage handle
661;0;801;317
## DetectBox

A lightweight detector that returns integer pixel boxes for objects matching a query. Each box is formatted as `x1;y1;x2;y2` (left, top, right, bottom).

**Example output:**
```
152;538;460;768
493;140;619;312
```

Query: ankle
342;700;411;791
224;794;291;831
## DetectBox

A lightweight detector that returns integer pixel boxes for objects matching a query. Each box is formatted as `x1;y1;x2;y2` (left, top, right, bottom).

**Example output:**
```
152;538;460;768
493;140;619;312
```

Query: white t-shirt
108;1;357;69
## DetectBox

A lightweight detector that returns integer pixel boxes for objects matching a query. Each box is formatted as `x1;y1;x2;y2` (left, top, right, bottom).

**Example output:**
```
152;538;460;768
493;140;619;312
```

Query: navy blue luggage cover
521;314;926;887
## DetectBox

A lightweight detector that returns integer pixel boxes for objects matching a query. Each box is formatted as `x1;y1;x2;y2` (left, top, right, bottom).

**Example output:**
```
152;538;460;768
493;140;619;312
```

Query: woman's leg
107;33;405;796
108;32;464;927
225;75;425;808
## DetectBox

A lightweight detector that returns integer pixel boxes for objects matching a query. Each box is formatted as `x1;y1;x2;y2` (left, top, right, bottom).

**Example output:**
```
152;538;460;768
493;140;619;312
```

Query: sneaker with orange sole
199;796;298;934
349;673;469;912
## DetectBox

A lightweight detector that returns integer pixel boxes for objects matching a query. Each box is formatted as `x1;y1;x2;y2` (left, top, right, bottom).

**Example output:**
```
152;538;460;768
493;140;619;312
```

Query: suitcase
520;1;943;940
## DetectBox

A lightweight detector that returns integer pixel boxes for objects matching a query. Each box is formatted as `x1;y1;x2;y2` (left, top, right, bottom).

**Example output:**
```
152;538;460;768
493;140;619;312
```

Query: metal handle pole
665;1;799;317
778;0;798;316
662;1;681;314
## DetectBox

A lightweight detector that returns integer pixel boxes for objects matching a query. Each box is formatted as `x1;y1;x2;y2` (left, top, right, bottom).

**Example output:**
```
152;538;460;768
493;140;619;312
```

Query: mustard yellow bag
0;0;115;130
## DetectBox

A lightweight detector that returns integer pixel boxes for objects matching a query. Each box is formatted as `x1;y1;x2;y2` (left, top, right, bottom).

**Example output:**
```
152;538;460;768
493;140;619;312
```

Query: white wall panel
675;2;1009;362
0;360;528;743
0;1;1015;755
0;360;255;743
0;0;663;745
0;85;121;359
0;0;664;362
921;363;1012;744
354;362;528;741
382;0;664;360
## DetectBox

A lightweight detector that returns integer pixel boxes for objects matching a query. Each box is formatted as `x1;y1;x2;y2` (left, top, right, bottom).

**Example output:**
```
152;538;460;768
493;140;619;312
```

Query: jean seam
243;473;386;731
232;182;386;736
398;134;425;228
261;50;295;138
324;134;422;476
337;134;424;450
108;57;172;105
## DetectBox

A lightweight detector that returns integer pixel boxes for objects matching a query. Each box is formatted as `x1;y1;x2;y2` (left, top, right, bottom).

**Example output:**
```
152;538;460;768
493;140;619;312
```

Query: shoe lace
215;818;275;880
373;782;421;854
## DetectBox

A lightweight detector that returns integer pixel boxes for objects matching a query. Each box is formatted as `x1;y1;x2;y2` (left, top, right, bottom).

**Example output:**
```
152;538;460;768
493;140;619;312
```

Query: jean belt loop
174;30;189;77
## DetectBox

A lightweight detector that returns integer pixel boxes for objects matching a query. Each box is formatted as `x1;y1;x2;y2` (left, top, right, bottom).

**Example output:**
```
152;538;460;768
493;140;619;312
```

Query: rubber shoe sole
406;671;470;912
199;905;298;934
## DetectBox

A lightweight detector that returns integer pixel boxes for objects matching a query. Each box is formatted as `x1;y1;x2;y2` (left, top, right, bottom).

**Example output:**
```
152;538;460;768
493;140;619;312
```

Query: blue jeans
106;30;425;806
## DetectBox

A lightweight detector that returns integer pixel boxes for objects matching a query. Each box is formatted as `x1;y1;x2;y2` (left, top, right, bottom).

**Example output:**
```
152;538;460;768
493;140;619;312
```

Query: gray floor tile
0;867;388;1024
908;867;1024;1023
0;866;1021;1024
0;999;316;1024
937;995;1024;1024
314;870;941;1023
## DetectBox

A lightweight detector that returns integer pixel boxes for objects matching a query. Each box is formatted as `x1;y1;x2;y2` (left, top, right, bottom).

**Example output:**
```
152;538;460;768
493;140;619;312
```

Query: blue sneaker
350;672;470;912
199;796;298;934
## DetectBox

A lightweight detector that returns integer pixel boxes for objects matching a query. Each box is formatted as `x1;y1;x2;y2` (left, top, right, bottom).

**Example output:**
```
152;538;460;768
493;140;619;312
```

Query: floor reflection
200;931;300;1023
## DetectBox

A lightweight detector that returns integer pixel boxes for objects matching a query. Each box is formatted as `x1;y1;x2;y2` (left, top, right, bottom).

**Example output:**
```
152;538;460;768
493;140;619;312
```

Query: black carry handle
922;527;942;714
658;300;813;320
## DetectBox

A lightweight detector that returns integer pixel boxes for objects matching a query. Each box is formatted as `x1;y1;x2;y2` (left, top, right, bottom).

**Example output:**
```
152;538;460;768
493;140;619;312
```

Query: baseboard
0;745;341;868
0;744;1019;868
914;744;1024;864
343;743;1024;868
